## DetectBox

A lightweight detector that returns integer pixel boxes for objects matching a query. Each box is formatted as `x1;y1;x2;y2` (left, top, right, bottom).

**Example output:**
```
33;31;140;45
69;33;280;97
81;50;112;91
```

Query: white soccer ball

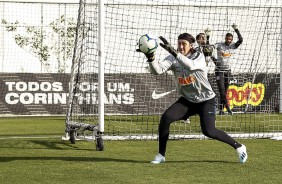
138;34;158;54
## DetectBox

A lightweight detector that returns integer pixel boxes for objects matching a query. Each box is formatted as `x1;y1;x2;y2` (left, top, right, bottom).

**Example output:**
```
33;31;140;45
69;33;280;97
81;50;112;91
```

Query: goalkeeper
138;33;247;164
183;30;216;124
196;29;217;66
214;23;243;115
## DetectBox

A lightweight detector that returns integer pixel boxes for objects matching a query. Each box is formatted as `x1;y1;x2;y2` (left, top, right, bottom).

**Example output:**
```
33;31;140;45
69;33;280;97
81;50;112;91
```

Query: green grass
0;117;282;184
1;114;281;137
0;117;65;137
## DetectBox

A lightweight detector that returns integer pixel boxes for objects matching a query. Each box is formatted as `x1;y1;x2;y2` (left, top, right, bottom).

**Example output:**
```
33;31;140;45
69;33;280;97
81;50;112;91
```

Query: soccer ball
138;34;158;54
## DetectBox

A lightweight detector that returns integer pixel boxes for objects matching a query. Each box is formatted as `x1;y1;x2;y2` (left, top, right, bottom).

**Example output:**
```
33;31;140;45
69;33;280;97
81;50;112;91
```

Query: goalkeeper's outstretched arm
206;35;210;45
232;23;243;48
204;28;211;45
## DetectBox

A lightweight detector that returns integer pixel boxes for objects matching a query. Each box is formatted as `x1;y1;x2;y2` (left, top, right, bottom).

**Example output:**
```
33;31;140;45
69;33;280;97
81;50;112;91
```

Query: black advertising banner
0;73;70;115
0;73;279;115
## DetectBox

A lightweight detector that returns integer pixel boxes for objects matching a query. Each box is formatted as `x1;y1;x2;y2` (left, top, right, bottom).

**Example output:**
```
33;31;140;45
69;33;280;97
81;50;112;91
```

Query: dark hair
178;33;196;44
196;33;205;40
226;33;233;37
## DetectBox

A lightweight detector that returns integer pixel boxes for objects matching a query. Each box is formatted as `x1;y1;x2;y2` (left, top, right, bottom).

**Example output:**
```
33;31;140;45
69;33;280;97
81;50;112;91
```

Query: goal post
280;7;282;114
63;0;105;150
64;0;282;144
98;0;105;134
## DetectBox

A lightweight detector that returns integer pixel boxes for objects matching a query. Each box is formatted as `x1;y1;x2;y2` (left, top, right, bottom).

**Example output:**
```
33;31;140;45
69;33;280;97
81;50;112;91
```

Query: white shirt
215;42;238;71
149;51;215;103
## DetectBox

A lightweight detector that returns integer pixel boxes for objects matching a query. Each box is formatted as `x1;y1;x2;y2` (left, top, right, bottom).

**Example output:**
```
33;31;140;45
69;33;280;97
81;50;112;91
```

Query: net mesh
66;0;282;139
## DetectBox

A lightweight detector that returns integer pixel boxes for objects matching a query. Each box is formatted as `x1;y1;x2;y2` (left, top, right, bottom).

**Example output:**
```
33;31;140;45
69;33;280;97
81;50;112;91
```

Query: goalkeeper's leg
199;98;240;148
158;98;190;156
199;98;247;163
216;71;232;115
151;97;196;164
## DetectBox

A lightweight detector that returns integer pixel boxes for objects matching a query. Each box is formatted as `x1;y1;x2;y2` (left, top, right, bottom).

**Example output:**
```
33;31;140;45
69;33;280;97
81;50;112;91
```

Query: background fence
0;0;79;73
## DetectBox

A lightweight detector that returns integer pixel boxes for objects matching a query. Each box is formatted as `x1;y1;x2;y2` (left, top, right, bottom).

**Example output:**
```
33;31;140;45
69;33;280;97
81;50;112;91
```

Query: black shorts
163;96;216;122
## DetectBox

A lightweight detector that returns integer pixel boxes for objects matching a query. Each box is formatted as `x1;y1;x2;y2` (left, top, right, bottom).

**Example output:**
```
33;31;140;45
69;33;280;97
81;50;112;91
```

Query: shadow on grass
0;140;95;151
0;156;237;164
0;156;148;163
166;160;237;164
29;140;86;150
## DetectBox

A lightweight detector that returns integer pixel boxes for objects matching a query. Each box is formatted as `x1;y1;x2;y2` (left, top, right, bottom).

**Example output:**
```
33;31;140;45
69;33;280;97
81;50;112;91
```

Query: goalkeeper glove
202;45;214;57
204;28;212;36
136;49;155;62
232;23;238;30
159;36;178;57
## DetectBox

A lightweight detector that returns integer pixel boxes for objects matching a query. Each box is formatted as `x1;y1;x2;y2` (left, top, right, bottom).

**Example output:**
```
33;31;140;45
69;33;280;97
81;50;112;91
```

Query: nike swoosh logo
152;89;176;100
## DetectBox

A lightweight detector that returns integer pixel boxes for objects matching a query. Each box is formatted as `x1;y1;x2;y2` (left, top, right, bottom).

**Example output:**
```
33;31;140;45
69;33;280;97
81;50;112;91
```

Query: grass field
0;117;282;184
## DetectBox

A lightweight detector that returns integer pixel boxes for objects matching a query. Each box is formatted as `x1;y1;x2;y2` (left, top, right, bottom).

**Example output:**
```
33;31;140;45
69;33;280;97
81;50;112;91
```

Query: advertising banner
0;73;279;115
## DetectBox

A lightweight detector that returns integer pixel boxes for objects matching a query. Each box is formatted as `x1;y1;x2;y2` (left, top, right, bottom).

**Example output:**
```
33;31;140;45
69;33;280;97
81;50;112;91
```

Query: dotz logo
226;82;265;109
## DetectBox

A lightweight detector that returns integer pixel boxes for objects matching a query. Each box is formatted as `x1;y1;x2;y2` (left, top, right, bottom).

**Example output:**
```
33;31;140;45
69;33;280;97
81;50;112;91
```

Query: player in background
196;28;217;66
214;23;243;115
138;33;247;164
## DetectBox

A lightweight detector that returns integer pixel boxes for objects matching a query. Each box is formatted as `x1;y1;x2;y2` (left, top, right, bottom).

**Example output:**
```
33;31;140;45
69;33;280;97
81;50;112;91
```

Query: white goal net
65;0;282;141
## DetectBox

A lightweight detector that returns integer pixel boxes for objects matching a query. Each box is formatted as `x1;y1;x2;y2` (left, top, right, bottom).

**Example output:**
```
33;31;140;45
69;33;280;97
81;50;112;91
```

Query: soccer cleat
151;153;165;164
182;118;191;124
236;144;248;163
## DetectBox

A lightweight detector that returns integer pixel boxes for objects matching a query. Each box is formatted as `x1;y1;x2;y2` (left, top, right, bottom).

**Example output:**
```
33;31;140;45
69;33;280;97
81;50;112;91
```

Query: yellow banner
226;82;265;109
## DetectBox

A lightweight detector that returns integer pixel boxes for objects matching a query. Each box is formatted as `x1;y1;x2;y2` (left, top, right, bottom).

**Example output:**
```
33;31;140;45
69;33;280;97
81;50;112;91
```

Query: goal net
65;0;282;141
